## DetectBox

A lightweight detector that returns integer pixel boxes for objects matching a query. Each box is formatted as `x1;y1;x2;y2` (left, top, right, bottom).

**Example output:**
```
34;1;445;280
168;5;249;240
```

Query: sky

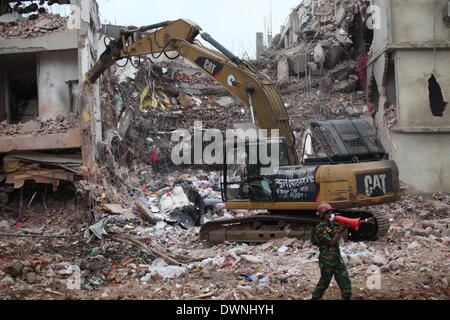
96;0;301;59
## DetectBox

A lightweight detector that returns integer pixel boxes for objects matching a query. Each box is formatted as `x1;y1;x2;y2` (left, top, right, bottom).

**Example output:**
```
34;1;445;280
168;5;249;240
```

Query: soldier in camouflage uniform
312;203;352;300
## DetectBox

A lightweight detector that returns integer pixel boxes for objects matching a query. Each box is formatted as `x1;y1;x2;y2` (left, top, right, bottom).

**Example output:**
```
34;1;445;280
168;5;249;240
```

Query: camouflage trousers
312;260;352;300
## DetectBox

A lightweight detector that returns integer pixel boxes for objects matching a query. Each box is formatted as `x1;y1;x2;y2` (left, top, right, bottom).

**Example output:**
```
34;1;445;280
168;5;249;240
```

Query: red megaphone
333;216;361;232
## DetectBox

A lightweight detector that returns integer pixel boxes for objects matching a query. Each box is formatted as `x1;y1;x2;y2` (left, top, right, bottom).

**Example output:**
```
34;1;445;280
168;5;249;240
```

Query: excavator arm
85;19;401;244
86;19;298;164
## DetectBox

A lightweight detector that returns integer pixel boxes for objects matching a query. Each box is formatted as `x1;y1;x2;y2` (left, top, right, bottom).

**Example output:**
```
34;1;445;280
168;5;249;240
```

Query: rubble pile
2;0;70;16
98;57;247;175
0;114;78;137
253;0;373;131
0;191;448;300
0;12;67;39
0;121;21;136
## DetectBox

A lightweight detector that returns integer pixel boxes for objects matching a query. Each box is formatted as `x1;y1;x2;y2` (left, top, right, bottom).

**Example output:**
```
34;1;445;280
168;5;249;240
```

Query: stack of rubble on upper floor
0;11;67;39
253;0;374;131
270;0;372;79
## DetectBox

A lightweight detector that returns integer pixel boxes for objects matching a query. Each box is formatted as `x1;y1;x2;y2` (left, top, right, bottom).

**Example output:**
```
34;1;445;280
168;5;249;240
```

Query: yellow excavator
85;19;400;243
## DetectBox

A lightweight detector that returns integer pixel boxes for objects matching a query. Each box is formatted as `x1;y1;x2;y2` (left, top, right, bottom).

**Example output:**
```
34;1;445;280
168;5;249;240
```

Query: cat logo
364;173;387;196
357;172;392;198
203;59;217;74
195;57;224;77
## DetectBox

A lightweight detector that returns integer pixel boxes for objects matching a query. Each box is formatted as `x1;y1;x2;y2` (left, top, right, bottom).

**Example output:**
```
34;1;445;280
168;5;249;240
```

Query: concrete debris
0;12;24;24
0;13;67;39
0;115;78;137
215;96;235;108
6;261;24;278
98;57;246;184
253;0;373;132
0;220;11;233
0;190;448;299
241;255;264;264
371;254;388;267
140;258;187;282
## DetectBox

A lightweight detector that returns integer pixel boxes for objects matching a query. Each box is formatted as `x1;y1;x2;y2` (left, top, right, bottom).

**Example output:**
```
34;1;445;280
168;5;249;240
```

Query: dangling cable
130;56;141;68
149;38;180;60
115;57;130;68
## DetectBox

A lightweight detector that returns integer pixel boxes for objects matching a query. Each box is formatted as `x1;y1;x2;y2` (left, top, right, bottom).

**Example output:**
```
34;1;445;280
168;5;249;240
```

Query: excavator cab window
223;138;290;202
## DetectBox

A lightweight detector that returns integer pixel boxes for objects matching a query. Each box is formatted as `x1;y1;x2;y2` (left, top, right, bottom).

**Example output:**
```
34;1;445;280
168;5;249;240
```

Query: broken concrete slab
313;43;325;65
177;92;195;106
335;7;347;26
285;45;308;76
215;96;235;108
288;54;307;76
0;12;23;24
335;29;353;46
6;261;24;278
345;105;368;116
22;228;44;235
331;78;358;93
18;121;42;135
329;64;355;81
277;57;289;82
241;255;264;264
0;12;67;39
0;220;11;233
324;46;344;70
178;83;228;96
104;204;126;215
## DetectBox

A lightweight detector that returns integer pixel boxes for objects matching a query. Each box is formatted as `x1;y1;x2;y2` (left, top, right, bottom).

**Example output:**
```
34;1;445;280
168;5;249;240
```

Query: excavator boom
86;19;297;164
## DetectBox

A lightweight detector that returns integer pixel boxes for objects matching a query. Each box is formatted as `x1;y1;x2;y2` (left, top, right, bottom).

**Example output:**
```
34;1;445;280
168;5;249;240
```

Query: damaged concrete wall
0;0;101;184
369;0;450;193
391;0;450;46
76;0;102;178
38;50;78;121
396;51;450;128
385;131;450;194
370;0;389;58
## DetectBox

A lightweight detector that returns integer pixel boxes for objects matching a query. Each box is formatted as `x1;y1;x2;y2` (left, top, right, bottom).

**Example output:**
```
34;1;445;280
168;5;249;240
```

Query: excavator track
200;213;319;245
200;210;391;245
371;210;391;239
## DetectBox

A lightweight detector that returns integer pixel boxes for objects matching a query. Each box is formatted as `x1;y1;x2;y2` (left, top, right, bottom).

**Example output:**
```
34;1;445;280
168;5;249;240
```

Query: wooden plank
135;199;157;224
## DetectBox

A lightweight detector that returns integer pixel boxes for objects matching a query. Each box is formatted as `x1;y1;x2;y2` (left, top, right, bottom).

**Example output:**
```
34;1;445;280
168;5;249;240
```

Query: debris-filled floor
0;182;449;300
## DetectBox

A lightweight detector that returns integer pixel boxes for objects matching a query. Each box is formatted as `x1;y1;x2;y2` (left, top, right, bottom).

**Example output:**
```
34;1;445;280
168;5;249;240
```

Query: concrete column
256;32;265;59
77;0;102;181
267;34;273;48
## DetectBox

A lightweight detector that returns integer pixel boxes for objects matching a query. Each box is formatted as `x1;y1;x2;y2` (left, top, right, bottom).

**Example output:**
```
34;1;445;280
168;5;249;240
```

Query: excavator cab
222;119;398;207
222;137;291;203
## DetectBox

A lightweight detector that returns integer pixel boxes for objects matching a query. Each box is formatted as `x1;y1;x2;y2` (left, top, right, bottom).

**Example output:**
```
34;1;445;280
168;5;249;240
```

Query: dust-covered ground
0;190;448;301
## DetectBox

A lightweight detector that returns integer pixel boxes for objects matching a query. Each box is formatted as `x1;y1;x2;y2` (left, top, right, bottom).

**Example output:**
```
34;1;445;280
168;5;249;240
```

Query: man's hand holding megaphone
330;214;376;232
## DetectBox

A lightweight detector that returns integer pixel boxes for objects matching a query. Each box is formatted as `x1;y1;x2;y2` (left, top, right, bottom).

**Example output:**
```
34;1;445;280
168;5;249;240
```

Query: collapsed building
0;0;449;206
261;0;450;193
0;0;448;300
0;0;247;210
0;0;101;198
